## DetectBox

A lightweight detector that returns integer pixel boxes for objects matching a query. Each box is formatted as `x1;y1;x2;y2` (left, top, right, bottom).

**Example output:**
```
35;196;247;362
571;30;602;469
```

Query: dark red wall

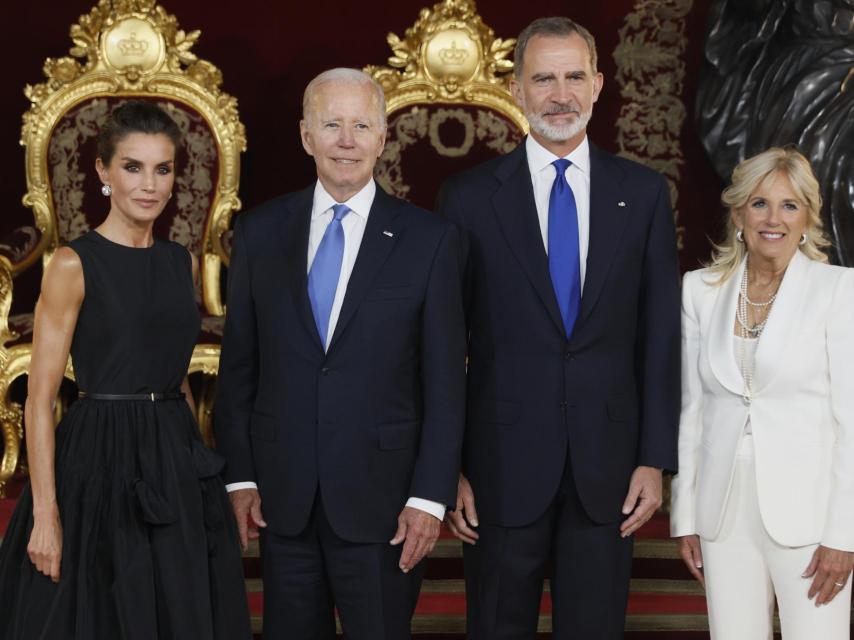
1;1;724;313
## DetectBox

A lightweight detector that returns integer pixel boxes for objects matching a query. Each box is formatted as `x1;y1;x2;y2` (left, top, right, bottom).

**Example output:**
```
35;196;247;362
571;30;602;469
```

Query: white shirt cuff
406;497;446;521
225;481;258;493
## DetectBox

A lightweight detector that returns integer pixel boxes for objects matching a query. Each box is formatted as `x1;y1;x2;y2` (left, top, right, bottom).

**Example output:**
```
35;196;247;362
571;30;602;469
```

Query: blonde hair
706;147;831;283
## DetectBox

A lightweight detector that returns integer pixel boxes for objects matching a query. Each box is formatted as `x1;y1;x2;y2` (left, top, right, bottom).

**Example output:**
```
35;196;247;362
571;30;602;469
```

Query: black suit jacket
436;141;681;527
215;184;466;543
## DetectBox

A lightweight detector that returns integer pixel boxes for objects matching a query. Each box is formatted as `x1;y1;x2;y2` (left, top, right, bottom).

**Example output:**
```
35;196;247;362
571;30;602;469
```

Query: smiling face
732;171;809;268
300;81;386;203
95;132;175;225
510;33;603;154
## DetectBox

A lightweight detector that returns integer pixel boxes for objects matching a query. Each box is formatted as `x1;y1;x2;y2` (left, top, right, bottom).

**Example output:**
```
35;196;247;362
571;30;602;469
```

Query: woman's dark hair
97;100;182;165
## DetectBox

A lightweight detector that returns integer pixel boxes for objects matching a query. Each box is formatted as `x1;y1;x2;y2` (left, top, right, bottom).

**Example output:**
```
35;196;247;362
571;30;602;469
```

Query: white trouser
700;435;851;640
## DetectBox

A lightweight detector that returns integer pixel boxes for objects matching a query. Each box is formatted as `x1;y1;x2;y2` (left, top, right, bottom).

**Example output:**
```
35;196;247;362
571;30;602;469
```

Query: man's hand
390;506;441;573
444;473;479;545
804;545;854;606
28;509;63;583
620;465;662;537
228;488;266;552
676;534;705;586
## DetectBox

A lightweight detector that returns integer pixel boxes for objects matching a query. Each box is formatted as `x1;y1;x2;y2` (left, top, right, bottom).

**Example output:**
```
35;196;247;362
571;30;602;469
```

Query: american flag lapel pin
383;230;394;237
618;201;627;207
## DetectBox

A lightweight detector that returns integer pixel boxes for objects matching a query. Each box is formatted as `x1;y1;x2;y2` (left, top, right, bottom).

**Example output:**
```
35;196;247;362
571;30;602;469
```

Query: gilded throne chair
366;0;528;211
0;0;246;496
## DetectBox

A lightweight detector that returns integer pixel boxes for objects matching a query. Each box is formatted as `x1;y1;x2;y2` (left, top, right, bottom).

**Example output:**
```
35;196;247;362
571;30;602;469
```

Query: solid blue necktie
548;159;581;338
308;204;350;347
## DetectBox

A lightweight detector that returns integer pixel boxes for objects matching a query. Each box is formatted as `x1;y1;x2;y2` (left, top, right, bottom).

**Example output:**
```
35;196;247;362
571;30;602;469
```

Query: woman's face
732;171;809;266
96;132;176;226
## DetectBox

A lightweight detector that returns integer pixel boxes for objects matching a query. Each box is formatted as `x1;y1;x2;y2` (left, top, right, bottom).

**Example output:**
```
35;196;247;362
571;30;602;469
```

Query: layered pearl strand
736;261;780;404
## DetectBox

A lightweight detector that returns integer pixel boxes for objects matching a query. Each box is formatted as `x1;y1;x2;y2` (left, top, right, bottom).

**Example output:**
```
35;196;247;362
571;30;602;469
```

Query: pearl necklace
736;262;780;404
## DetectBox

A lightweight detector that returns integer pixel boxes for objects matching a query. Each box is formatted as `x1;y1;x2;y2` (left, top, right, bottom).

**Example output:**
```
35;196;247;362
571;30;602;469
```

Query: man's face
300;81;386;202
511;34;603;147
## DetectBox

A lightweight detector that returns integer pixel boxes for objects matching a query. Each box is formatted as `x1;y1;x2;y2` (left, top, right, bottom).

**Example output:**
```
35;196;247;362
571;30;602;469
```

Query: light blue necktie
548;159;581;338
308;204;350;347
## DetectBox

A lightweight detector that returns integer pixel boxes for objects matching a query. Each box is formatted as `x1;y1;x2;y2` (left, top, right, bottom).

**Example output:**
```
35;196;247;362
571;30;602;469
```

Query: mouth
133;198;159;208
758;231;785;241
332;158;360;165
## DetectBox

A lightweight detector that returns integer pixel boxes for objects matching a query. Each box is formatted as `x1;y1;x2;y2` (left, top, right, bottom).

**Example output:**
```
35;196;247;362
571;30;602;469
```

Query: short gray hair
514;17;598;77
302;68;387;129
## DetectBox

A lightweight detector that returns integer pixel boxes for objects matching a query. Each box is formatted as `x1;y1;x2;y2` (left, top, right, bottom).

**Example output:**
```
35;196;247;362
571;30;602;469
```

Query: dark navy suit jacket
215;184;466;543
437;141;681;527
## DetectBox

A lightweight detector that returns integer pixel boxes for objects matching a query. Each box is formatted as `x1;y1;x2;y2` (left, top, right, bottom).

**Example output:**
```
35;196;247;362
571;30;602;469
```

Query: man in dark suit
215;68;466;639
437;17;681;639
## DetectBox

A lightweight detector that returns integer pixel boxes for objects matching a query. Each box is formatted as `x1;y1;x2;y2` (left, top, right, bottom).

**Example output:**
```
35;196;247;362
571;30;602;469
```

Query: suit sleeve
408;223;467;507
670;271;704;537
635;174;681;472
214;218;260;485
821;269;854;551
435;180;472;334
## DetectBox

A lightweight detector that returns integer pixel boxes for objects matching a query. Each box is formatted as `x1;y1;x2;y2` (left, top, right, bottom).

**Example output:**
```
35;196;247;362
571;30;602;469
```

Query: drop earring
101;184;112;197
799;233;807;245
736;229;744;242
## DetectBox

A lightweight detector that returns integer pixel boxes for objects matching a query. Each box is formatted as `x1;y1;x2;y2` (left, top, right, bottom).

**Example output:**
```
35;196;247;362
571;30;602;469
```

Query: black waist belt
80;392;185;402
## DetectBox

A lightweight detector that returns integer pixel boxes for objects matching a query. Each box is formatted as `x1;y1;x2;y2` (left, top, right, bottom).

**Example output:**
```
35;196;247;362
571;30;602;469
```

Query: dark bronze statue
697;0;854;265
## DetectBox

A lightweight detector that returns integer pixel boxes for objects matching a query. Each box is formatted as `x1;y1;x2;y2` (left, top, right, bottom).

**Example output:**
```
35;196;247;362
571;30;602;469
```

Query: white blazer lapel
708;257;745;396
751;250;810;394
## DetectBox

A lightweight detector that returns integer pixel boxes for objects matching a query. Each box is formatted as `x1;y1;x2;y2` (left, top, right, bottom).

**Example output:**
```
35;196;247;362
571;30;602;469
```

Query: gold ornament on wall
613;0;693;249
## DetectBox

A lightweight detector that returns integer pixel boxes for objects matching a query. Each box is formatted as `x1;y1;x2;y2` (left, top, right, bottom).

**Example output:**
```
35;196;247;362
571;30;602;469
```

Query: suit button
321;367;330;376
559;401;567;411
564;350;572;361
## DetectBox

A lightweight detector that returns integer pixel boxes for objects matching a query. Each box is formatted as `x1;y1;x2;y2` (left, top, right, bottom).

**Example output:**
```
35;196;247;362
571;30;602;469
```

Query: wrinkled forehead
307;81;383;122
522;34;594;75
752;170;803;202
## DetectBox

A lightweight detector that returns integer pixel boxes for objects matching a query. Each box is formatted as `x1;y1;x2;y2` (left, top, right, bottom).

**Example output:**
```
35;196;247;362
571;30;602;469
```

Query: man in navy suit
437;18;681;639
215;68;466;639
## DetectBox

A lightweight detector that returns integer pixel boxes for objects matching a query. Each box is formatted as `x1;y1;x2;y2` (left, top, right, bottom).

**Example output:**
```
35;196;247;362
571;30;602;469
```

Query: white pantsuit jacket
670;250;854;551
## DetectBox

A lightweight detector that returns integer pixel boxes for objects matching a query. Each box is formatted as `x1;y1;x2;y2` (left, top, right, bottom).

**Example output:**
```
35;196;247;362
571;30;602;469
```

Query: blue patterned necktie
548;159;581;338
308;204;351;347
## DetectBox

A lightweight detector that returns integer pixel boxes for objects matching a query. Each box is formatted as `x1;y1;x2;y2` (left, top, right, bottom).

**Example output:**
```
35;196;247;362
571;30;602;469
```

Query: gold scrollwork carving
613;0;693;249
20;0;246;317
429;108;475;157
365;0;528;132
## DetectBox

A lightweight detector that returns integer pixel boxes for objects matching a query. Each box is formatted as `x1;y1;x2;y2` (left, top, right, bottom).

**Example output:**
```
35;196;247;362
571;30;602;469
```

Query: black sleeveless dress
0;231;251;639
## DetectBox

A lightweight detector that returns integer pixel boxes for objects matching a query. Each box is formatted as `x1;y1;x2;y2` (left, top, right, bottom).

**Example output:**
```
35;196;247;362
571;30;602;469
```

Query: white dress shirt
526;134;591;291
227;179;446;521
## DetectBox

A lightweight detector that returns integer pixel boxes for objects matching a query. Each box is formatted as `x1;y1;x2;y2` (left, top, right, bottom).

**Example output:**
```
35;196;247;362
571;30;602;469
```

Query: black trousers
260;497;424;640
463;459;634;639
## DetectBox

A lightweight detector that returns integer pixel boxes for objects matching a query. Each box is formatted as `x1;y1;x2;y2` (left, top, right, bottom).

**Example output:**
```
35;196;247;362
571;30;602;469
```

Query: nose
765;204;783;226
553;78;573;105
142;170;156;192
337;126;355;148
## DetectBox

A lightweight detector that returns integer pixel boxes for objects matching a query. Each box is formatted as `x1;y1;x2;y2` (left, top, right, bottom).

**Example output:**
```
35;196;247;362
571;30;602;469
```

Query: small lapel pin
383;230;394;237
618;201;626;207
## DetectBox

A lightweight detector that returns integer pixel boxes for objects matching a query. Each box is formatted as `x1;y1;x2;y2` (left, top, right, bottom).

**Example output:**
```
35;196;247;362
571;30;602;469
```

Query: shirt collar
311;179;376;220
525;134;590;177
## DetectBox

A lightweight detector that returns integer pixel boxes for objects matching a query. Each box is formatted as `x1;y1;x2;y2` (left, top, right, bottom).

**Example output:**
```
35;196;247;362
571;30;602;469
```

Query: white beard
526;108;592;143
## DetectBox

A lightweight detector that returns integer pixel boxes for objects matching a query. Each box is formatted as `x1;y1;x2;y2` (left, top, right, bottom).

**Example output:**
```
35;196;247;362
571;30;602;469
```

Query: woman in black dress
0;101;251;639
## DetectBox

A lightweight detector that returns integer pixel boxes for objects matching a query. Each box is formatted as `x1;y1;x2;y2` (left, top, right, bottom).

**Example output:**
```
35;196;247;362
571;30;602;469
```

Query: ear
376;128;387;159
300;120;314;157
730;207;743;231
591;71;604;103
510;77;524;109
95;156;109;184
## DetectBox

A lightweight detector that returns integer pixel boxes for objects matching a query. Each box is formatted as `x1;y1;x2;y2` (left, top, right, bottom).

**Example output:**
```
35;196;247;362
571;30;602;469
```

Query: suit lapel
575;146;630;333
327;187;400;352
491;145;565;336
751;250;810;394
280;186;324;353
708;257;746;395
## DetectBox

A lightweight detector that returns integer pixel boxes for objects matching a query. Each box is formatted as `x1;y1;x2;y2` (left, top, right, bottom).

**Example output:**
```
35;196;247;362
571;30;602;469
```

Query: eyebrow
120;156;174;164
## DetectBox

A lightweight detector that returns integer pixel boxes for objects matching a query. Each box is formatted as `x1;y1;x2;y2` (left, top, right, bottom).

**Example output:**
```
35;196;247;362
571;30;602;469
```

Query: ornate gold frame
20;0;246;316
365;0;528;133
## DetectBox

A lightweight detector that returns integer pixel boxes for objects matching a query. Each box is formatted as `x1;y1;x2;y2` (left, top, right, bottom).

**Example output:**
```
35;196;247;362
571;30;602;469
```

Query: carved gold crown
365;0;527;133
117;31;149;56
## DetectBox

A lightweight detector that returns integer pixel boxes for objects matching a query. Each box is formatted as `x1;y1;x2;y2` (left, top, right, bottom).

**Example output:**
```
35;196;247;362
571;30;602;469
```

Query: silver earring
799;233;807;245
101;184;112;197
736;229;744;243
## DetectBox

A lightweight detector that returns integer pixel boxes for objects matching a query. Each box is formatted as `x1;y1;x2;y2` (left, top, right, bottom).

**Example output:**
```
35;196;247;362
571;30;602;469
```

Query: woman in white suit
671;147;854;639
